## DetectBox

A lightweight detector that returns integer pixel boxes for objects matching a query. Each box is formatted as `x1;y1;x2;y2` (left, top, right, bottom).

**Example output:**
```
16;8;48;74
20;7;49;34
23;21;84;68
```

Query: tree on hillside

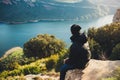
23;34;66;58
88;23;120;59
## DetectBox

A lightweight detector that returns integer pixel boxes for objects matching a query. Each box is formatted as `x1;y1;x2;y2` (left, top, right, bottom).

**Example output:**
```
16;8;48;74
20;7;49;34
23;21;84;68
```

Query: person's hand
64;58;69;64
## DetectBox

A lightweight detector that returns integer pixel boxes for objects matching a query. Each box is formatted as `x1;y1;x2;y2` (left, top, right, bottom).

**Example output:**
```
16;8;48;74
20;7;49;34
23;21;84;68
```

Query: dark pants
60;64;74;80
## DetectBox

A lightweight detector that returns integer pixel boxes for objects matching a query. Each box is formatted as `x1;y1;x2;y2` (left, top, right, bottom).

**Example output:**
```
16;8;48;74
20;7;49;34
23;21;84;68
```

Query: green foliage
22;66;42;75
110;43;120;60
0;49;23;72
0;49;37;72
88;38;102;59
0;75;26;80
55;49;69;72
0;50;67;78
102;77;117;80
88;27;97;39
23;34;66;58
0;34;67;78
0;59;47;78
46;55;59;71
88;23;120;59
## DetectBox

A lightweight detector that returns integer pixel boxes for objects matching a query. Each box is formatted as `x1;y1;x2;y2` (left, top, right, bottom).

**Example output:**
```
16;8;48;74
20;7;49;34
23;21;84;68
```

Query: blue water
0;15;113;57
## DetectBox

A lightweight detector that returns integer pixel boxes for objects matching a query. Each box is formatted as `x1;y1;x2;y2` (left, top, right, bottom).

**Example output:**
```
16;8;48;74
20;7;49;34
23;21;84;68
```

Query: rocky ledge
24;59;120;80
65;59;120;80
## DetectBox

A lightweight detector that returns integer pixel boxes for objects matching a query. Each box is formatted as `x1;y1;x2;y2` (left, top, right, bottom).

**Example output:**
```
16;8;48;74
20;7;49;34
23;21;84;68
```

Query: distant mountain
0;0;119;23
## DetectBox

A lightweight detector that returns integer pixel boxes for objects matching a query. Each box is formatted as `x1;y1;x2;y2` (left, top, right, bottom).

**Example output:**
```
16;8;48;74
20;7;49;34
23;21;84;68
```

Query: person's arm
81;32;88;44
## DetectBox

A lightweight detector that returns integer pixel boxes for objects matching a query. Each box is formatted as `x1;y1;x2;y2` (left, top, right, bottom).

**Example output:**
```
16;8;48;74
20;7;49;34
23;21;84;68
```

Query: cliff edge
113;9;120;22
65;59;120;80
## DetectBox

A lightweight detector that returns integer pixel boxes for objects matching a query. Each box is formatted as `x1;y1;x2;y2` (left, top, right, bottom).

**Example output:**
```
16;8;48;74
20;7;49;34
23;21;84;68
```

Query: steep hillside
18;59;120;80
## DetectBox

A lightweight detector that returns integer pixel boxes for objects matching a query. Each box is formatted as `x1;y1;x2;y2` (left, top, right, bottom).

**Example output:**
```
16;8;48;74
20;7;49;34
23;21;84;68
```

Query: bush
55;49;69;72
0;71;9;78
46;55;59;71
22;66;41;75
0;62;46;78
23;34;66;58
88;38;102;59
110;43;120;60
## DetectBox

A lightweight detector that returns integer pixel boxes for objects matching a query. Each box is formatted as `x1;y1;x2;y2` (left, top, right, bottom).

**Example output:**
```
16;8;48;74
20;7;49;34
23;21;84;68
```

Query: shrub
8;69;22;76
22;66;41;75
88;38;102;59
55;49;69;72
23;34;66;58
0;71;9;78
110;43;120;60
46;55;59;71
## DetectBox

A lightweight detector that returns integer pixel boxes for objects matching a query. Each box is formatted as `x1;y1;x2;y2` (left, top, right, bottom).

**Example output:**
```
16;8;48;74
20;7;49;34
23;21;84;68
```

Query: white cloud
55;0;83;3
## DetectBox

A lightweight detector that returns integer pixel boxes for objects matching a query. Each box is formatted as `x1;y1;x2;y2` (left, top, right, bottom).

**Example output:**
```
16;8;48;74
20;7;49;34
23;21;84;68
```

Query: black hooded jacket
68;33;91;69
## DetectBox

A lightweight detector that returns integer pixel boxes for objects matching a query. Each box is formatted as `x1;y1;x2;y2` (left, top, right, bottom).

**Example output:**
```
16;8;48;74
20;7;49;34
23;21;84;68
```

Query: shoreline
0;16;109;25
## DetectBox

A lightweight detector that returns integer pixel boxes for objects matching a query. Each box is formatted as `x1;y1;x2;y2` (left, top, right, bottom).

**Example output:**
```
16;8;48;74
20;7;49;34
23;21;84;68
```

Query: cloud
55;0;83;3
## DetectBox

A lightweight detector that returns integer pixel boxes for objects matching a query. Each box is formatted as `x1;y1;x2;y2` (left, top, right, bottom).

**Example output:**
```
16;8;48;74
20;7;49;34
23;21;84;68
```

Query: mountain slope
0;0;119;23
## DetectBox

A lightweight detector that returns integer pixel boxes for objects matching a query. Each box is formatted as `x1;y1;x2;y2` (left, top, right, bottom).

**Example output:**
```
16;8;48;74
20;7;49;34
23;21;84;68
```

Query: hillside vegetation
88;22;120;60
0;34;68;79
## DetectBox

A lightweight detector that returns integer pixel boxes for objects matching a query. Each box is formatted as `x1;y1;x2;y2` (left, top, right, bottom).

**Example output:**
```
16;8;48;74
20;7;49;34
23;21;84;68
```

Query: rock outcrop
113;9;120;22
0;47;22;60
65;59;120;80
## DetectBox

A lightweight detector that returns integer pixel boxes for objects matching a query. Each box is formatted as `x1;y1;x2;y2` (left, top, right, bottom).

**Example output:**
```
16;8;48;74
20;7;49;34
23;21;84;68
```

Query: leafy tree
88;27;97;39
88;23;120;59
23;34;66;58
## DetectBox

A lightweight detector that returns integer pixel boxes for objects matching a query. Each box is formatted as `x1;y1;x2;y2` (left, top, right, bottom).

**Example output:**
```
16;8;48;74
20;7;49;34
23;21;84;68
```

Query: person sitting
60;24;91;80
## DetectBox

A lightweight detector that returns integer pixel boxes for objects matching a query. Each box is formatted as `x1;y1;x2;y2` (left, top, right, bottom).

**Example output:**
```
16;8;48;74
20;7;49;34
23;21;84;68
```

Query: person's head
71;24;81;35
